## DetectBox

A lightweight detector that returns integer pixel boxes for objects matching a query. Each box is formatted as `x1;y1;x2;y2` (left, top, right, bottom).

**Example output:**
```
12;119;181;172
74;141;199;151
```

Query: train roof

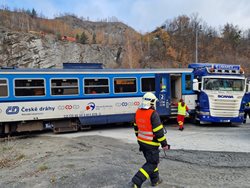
0;67;193;74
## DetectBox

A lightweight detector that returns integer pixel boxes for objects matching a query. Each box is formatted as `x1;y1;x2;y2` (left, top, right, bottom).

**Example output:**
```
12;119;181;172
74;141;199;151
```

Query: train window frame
14;78;46;97
141;77;155;92
50;78;79;96
0;79;8;97
83;77;110;95
113;77;137;94
185;74;192;91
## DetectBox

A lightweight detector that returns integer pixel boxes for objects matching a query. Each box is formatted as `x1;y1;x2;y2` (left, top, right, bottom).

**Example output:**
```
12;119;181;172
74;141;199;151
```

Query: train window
51;79;79;95
84;78;109;94
114;78;136;93
185;74;192;90
0;79;8;97
14;79;45;96
141;78;155;92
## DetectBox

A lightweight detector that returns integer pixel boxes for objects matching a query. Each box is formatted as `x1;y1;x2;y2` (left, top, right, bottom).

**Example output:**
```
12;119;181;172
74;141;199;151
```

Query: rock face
0;27;120;69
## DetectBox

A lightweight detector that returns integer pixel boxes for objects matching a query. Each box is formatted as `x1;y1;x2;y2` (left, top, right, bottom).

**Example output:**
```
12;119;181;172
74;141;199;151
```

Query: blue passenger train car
0;63;195;134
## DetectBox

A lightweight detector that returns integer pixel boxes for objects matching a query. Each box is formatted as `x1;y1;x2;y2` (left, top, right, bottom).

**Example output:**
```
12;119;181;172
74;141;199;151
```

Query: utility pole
195;24;202;63
195;28;198;63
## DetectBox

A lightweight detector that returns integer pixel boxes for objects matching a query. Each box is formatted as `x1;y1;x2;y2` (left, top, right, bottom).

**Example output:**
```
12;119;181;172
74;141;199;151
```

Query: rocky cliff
0;27;126;69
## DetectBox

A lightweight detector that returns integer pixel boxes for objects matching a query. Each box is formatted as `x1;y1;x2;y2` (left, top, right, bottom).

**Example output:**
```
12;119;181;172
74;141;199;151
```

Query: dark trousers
132;148;160;187
244;110;250;123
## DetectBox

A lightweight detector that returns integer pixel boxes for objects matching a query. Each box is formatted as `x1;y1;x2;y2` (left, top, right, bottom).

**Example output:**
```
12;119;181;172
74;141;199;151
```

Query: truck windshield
203;78;244;91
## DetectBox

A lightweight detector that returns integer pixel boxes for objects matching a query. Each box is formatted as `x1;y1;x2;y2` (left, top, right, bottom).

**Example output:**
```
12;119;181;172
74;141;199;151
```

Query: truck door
155;73;171;116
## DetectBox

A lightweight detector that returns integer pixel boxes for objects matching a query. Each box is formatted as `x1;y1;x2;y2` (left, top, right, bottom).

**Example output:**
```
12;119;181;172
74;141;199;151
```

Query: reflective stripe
134;123;137;126
138;130;154;141
135;130;138;133
157;136;166;142
153;124;163;132
138;138;160;146
154;168;159;172
138;133;153;140
139;168;149;179
139;130;153;135
178;121;183;125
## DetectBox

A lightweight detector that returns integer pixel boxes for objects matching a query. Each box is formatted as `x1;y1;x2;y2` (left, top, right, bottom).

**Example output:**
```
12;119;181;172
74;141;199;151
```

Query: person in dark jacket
130;92;170;188
244;102;250;123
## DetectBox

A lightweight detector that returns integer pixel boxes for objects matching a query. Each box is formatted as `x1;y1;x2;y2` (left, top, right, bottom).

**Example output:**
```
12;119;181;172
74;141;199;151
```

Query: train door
170;74;182;103
155;73;171;116
170;74;182;115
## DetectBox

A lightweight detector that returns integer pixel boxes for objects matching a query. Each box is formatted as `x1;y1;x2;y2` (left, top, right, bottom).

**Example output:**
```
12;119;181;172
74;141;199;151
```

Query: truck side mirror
193;79;200;91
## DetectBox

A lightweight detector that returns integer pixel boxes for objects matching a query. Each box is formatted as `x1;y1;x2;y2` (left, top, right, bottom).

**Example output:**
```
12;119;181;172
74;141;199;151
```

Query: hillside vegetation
0;9;250;74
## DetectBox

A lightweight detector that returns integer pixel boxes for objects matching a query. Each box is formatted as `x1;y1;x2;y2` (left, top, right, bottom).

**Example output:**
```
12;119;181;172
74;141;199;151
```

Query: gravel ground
1;122;250;188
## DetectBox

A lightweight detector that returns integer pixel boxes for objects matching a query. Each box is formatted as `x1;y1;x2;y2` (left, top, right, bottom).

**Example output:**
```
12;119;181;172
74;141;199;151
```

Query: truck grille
209;98;240;117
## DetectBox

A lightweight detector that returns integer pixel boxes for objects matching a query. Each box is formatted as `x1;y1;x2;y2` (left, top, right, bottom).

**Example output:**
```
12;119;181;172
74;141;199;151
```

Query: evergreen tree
25;9;31;16
31;8;37;18
80;31;88;44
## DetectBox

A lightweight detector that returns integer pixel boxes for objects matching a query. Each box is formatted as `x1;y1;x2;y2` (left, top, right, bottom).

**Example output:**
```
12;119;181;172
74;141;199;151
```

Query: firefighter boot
128;181;140;188
178;127;184;131
151;178;163;186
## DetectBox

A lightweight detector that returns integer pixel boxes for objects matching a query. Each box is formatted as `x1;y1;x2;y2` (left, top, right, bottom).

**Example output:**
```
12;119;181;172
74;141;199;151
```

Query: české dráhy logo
86;102;95;111
6;106;20;115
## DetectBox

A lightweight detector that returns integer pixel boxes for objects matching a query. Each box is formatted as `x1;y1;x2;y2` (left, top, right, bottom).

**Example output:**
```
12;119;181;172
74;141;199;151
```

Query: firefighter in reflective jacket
130;92;170;188
177;99;189;131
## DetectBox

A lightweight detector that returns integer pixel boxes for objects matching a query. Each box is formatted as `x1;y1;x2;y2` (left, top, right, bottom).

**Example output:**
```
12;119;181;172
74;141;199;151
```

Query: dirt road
1;122;250;188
